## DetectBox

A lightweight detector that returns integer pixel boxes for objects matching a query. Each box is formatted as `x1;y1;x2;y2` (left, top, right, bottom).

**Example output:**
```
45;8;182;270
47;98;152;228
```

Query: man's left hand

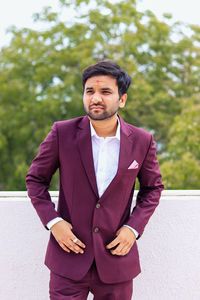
106;226;136;256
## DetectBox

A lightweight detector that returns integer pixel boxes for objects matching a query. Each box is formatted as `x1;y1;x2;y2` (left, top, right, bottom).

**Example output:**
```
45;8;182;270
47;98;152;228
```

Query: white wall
0;191;200;300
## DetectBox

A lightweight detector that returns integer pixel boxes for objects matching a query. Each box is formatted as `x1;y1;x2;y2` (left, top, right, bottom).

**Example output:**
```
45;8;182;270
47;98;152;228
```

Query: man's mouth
90;105;104;110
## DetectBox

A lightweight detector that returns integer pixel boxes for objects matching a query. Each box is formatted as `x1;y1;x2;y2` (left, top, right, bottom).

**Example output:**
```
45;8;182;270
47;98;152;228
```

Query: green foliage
160;153;200;189
0;0;200;190
160;94;200;189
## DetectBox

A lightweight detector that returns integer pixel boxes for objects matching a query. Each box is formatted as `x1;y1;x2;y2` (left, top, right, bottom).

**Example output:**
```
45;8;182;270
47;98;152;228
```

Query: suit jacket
26;115;164;284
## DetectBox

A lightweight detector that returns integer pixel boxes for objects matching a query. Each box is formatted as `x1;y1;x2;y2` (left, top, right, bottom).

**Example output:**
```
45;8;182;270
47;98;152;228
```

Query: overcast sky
0;0;199;48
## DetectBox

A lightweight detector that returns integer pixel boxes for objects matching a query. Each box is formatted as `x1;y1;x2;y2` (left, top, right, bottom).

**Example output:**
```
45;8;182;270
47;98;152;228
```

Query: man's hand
50;220;86;254
106;226;136;256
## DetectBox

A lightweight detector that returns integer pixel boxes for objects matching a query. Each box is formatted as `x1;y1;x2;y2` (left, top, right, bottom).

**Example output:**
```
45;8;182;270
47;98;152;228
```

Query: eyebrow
101;88;113;92
85;87;113;91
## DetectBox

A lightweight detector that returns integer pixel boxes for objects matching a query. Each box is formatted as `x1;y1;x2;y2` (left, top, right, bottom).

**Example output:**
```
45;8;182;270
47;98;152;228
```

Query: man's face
83;75;126;121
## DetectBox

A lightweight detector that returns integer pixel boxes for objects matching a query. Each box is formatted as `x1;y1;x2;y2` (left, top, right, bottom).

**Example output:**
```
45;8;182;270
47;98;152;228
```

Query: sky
0;0;200;48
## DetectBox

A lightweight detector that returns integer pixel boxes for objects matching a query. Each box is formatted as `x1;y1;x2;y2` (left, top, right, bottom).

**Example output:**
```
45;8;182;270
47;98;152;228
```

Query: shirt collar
90;117;120;140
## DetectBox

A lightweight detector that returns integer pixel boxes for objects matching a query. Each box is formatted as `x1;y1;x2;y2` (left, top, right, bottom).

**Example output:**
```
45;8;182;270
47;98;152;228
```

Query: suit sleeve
26;122;60;229
125;134;164;239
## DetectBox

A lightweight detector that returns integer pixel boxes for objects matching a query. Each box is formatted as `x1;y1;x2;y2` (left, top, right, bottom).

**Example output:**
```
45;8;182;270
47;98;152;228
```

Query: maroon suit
26;115;164;284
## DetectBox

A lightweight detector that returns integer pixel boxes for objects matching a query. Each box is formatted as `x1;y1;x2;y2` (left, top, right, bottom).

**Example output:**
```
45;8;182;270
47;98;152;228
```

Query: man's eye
103;91;111;94
87;90;93;94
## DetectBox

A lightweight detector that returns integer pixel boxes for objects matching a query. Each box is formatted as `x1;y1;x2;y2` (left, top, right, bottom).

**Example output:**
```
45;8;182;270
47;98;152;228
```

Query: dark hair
82;61;132;98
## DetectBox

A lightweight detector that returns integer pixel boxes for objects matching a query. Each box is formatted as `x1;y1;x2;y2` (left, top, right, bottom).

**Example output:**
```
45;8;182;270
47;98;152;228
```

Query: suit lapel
117;115;135;171
77;116;99;198
77;115;136;200
99;115;136;200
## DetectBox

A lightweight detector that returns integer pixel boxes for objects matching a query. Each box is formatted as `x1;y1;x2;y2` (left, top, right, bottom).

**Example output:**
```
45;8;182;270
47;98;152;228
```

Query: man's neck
89;114;118;138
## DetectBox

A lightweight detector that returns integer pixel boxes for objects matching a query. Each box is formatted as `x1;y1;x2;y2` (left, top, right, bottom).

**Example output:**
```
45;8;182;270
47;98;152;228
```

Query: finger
112;245;130;256
71;237;86;249
61;240;83;254
111;241;128;254
106;236;120;249
111;245;131;256
59;242;70;253
67;240;84;254
121;246;131;255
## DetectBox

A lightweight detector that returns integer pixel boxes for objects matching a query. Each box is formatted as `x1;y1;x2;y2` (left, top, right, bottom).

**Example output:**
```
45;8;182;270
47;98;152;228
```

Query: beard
84;103;119;121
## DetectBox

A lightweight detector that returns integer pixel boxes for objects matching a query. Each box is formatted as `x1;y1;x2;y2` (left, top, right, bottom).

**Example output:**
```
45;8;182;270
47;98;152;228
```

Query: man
26;61;164;299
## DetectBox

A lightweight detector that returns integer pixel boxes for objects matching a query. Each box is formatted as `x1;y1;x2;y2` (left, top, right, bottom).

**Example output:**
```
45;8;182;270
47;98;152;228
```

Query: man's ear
119;94;127;108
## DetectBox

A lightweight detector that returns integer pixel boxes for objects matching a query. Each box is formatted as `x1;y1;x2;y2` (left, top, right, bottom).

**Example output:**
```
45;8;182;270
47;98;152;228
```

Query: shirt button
96;203;101;208
94;227;99;233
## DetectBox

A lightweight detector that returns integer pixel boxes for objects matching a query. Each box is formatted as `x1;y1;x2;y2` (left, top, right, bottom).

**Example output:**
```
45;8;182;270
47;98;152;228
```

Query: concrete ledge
1;190;200;300
1;189;200;199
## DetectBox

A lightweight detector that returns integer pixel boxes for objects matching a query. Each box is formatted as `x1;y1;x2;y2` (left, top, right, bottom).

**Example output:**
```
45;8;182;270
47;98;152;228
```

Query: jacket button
96;203;101;208
94;227;99;233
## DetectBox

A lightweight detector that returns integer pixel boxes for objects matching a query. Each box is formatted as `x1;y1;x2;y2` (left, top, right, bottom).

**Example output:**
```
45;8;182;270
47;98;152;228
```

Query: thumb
116;227;122;236
65;221;73;230
106;236;120;249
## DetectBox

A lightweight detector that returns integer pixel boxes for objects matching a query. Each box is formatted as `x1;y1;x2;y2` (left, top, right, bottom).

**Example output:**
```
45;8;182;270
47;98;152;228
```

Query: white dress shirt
90;119;120;198
47;119;138;238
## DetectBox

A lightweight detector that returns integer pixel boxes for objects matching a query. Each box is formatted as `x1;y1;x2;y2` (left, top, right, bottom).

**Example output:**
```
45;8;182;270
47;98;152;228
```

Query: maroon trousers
49;260;133;300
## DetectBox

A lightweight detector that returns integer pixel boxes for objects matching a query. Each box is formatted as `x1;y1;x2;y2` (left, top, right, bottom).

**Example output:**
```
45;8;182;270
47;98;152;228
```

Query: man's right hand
50;220;86;254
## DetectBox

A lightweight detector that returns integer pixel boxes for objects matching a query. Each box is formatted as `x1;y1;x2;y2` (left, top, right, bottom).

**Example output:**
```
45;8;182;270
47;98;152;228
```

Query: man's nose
91;94;102;103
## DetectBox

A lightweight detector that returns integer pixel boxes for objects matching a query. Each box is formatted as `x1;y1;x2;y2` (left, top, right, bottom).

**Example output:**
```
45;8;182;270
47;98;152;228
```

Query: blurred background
0;0;199;191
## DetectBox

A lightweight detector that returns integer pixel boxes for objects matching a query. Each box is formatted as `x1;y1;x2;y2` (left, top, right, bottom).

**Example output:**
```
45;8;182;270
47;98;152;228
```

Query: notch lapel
77;116;99;198
98;115;136;201
117;115;135;171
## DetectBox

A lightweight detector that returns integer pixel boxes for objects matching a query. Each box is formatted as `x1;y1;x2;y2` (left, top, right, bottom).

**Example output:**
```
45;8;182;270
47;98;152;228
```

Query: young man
26;61;164;299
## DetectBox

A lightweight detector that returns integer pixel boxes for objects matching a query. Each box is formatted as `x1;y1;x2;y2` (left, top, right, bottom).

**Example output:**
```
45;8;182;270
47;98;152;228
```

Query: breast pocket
119;168;139;186
126;168;139;176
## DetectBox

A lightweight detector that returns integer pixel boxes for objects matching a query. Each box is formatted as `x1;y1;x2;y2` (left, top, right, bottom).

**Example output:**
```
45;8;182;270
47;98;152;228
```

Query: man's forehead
85;75;117;87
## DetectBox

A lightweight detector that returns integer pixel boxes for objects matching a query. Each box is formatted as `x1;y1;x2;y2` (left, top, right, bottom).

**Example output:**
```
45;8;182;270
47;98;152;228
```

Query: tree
0;0;200;189
160;94;200;189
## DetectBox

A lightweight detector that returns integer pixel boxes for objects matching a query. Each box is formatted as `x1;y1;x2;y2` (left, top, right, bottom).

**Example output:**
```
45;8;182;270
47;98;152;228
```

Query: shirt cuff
46;217;64;230
123;225;139;238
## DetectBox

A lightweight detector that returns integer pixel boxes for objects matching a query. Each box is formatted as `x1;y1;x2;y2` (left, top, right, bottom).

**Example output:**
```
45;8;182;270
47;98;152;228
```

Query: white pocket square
128;160;139;169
